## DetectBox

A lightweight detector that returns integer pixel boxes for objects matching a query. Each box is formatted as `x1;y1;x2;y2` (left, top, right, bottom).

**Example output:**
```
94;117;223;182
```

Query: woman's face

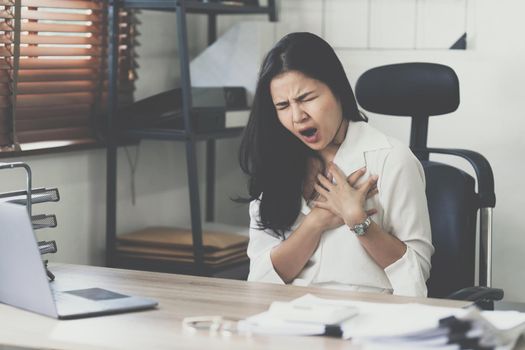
270;70;344;152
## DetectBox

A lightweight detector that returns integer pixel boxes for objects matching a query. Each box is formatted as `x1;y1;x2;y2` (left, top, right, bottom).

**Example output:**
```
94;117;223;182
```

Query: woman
239;32;434;297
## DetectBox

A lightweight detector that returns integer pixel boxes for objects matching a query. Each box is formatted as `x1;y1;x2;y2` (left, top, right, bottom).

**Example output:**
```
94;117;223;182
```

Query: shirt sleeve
378;142;435;297
246;199;286;284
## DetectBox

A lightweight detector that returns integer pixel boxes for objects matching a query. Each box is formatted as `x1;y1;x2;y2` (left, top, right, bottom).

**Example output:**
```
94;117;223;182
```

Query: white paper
190;22;276;105
238;293;525;348
238;311;326;336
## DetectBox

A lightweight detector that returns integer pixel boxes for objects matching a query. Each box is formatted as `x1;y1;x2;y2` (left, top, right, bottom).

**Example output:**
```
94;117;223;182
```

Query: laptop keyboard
64;288;129;301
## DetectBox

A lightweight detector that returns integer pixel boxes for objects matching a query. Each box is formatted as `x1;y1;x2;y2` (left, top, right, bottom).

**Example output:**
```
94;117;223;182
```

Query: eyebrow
274;90;316;107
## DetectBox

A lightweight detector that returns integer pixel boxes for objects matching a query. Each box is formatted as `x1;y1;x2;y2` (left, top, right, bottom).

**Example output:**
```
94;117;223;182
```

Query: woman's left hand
312;162;378;227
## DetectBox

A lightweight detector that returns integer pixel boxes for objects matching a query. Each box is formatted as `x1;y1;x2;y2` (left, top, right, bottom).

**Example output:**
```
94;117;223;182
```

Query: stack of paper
238;294;525;349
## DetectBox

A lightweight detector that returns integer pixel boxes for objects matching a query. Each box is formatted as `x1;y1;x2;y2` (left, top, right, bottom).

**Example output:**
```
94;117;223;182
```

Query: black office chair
355;63;503;309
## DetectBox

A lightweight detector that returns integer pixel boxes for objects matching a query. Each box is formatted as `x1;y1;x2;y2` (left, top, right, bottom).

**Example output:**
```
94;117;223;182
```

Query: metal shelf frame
122;126;244;141
106;0;276;275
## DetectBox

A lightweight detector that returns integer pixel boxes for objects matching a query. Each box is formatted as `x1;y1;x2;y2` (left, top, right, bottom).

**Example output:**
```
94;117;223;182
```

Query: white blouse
246;121;434;297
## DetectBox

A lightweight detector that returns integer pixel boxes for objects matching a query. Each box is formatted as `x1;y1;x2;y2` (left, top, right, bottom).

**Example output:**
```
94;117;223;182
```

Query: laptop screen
0;203;58;318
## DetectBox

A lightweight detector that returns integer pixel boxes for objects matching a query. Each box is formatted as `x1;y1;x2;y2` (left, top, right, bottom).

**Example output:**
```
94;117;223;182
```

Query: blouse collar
301;121;392;216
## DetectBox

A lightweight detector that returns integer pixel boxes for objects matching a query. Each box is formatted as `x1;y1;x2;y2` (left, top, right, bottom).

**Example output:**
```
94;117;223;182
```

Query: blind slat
19;34;100;45
18;47;101;57
18;68;97;82
22;22;102;34
21;10;102;22
19;58;100;69
19;71;132;83
18;81;97;94
17;77;129;86
0;23;13;32
0;10;102;22
0;35;11;44
0;107;9;118
17;127;95;144
16;115;89;131
20;0;103;10
0;10;13;20
0;84;10;95
2;35;111;45
16;104;91;119
0;48;11;57
0;71;10;83
18;92;96;107
0;22;101;34
0;96;10;108
0;47;101;57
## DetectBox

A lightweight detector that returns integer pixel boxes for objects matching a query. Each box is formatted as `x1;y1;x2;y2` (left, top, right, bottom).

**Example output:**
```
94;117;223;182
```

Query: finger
310;190;320;201
312;201;330;210
312;190;327;202
328;162;347;185
366;188;379;200
314;183;330;198
356;175;378;191
347;167;366;187
366;209;378;216
359;175;379;195
317;173;333;190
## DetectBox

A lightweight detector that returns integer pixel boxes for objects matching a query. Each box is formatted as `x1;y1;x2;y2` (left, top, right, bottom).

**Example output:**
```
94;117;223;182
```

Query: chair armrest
415;147;496;208
448;286;504;302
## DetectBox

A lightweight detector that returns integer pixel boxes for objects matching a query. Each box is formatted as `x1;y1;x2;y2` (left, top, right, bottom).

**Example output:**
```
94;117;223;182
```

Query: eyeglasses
182;316;239;335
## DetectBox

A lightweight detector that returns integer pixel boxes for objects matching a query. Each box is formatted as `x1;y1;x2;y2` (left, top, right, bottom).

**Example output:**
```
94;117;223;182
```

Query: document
238;294;525;349
237;294;358;336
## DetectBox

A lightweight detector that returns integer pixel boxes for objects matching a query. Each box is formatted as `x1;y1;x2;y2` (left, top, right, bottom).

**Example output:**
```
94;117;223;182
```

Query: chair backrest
355;63;487;298
356;63;459;159
422;161;477;298
355;62;459;118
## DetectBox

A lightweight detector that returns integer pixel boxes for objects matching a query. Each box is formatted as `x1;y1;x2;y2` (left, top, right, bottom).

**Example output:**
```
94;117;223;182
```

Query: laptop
0;203;158;319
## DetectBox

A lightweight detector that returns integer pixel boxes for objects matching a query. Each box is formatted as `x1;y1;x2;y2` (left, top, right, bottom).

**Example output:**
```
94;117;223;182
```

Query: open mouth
298;127;319;143
299;128;317;137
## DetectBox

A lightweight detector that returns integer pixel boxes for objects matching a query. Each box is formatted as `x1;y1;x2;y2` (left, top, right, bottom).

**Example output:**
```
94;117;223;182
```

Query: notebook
0;203;158;319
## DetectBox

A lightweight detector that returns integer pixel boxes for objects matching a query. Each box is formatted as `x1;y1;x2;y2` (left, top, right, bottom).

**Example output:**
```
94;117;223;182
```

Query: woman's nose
291;103;308;124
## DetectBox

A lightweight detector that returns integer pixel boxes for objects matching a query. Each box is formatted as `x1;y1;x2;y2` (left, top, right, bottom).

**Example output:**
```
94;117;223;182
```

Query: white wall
2;0;524;302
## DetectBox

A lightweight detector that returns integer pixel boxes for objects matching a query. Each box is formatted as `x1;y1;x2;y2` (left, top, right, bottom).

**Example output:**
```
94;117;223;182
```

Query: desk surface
0;263;470;350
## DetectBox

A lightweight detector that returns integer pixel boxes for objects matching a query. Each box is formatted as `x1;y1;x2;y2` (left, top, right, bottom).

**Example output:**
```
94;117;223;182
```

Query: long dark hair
239;32;366;238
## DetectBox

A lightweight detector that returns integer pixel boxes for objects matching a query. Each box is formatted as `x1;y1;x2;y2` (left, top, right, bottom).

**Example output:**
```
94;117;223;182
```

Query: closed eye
300;96;317;103
274;92;317;110
275;102;289;110
296;91;317;103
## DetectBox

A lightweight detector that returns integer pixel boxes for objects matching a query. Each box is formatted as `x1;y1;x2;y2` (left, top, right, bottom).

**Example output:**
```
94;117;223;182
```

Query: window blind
0;0;135;151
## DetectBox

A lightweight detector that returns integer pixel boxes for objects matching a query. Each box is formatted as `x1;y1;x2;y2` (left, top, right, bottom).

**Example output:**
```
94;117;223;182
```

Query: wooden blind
0;0;135;151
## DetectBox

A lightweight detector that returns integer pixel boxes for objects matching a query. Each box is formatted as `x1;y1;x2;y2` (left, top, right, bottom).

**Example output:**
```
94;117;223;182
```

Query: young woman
239;32;434;297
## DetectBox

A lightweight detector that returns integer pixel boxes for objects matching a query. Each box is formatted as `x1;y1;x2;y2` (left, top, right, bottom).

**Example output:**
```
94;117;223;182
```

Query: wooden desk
0;264;470;350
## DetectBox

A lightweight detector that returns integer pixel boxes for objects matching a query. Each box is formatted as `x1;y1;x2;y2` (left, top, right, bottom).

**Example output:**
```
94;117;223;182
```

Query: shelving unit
106;0;276;276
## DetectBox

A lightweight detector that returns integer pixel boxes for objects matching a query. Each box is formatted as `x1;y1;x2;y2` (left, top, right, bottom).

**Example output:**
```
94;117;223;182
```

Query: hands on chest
309;163;379;232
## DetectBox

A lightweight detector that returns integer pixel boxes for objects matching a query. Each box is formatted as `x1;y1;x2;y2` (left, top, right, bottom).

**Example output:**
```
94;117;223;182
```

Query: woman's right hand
308;167;378;232
309;205;344;232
